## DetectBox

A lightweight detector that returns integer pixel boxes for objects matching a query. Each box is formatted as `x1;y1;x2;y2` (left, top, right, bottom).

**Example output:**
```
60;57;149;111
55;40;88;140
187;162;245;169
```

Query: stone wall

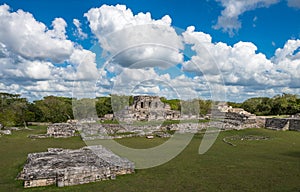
265;118;289;130
164;123;206;133
24;178;56;188
265;118;300;131
286;119;300;131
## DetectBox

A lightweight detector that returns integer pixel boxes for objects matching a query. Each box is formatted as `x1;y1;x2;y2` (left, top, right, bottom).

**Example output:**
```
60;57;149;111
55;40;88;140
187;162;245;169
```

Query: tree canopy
237;93;300;116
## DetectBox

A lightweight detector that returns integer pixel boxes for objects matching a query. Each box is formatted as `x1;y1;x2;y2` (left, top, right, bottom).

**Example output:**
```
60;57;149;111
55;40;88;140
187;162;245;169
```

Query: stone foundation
18;145;135;188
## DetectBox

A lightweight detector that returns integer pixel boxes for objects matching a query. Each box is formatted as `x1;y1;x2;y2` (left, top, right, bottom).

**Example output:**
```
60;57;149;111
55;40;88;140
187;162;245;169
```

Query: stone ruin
29;123;79;139
31;103;261;141
47;123;78;137
265;118;300;131
29;101;299;141
80;123;209;140
164;123;207;133
114;96;180;122
216;104;300;131
16;99;300;189
80;123;166;140
17;145;135;188
41;122;204;140
206;104;260;130
216;107;298;132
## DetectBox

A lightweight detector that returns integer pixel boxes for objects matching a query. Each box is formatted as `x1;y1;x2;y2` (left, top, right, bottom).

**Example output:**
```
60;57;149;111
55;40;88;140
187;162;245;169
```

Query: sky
0;0;299;102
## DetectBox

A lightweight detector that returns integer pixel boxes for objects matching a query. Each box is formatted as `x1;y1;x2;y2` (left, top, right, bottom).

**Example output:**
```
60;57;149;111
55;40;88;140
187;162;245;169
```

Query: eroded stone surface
17;145;135;188
265;118;300;131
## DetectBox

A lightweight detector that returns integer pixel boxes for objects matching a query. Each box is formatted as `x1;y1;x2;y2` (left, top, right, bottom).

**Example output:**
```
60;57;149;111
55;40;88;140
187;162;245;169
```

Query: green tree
0;92;32;126
270;93;299;115
240;93;300;116
72;98;97;119
95;97;113;117
34;96;73;123
198;99;212;115
160;98;181;111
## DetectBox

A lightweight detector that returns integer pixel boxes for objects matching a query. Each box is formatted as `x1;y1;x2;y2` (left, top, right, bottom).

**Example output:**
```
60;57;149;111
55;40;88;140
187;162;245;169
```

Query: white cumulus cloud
182;26;300;94
0;4;74;63
0;4;99;100
85;4;183;69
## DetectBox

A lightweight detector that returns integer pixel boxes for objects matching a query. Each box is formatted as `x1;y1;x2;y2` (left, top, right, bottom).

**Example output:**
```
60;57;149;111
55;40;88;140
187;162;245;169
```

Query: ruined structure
80;123;161;140
47;123;78;138
30;101;299;142
217;103;256;119
29;123;79;139
216;103;300;131
265;118;300;131
114;96;180;122
71;102;264;140
208;103;261;130
164;123;206;133
17;145;135;188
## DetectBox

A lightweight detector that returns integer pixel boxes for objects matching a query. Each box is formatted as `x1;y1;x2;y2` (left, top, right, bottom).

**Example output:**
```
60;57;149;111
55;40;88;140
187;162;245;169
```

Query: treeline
0;93;138;126
2;92;298;127
228;93;300;116
0;93;74;126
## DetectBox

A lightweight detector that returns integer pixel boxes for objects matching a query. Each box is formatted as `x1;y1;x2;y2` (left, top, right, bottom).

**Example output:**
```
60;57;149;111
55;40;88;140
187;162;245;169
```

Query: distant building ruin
215;103;300;131
115;96;180;122
29;123;79;139
217;103;256;119
208;103;261;130
47;123;77;138
17;145;135;188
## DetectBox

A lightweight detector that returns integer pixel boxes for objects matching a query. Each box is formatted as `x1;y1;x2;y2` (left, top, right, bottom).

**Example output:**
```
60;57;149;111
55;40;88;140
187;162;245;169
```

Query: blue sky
3;0;299;57
0;0;300;102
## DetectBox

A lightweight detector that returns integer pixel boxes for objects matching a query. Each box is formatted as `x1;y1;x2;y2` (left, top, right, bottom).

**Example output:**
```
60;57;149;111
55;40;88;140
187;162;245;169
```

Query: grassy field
0;126;299;192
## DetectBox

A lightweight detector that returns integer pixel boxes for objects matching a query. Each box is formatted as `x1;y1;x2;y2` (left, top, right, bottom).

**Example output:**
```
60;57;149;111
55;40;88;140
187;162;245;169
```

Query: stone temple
17;145;135;188
115;95;180;122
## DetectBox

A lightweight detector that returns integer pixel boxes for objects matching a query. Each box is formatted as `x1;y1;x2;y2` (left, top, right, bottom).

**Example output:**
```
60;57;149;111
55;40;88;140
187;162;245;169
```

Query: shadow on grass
282;151;300;158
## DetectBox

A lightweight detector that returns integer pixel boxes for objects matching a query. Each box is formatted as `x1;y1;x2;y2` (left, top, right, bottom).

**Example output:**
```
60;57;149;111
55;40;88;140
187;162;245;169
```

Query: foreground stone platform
17;145;135;188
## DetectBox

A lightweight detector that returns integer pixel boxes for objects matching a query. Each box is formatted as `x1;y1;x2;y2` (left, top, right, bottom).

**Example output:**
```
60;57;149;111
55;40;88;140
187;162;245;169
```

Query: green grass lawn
0;126;299;192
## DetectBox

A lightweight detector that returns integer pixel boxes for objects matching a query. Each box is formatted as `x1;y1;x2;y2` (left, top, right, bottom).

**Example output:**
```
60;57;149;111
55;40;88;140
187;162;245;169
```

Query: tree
0;92;32;126
240;94;300;116
160;98;181;111
72;98;98;119
95;97;113;117
198;99;212;115
241;97;271;115
270;93;299;115
34;96;73;123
